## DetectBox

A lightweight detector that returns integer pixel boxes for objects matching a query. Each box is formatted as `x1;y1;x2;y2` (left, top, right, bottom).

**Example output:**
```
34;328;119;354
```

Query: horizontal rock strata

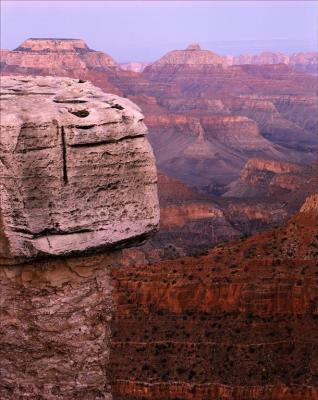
0;76;159;261
110;197;318;399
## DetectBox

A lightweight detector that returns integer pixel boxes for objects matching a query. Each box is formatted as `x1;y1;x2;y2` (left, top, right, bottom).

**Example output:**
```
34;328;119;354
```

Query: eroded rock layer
110;196;318;399
3;38;118;71
0;76;159;261
0;39;121;94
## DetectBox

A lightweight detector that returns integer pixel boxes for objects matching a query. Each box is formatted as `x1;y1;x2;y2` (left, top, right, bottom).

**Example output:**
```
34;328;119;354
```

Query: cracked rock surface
0;75;159;261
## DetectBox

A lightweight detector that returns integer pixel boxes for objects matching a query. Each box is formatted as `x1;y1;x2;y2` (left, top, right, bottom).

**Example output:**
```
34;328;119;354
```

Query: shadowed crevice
61;126;68;184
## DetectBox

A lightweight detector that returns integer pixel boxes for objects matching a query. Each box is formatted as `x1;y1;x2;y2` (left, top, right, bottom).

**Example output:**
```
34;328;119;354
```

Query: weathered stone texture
0;253;116;400
0;76;159;261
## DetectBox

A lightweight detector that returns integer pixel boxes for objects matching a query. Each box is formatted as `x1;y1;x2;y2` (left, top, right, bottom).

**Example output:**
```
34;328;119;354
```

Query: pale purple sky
1;1;317;62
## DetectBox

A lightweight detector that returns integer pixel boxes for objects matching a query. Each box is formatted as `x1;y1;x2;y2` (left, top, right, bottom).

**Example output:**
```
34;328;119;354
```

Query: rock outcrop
143;47;317;97
121;168;316;262
0;76;159;261
137;173;241;259
0;76;159;399
300;193;318;214
224;94;318;153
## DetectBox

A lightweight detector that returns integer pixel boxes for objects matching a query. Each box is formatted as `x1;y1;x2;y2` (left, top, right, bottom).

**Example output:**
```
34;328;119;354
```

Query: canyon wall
225;51;318;74
110;195;318;400
0;76;159;399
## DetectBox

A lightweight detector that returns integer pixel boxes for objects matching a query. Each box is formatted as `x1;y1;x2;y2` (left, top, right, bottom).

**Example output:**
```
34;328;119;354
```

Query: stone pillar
0;76;159;399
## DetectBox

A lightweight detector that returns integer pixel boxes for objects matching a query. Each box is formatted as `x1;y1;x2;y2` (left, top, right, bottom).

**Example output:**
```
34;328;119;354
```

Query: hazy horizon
1;1;317;63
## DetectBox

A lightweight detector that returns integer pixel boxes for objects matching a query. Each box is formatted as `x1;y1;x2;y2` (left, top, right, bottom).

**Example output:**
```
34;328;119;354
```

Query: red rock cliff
110;195;318;399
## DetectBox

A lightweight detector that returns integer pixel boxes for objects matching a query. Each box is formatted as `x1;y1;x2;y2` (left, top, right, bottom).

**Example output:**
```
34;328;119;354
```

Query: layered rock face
145;113;285;189
224;159;318;210
149;43;226;67
3;38;118;71
0;76;159;399
143;47;316;96
121;168;313;261
110;195;318;399
1;39;121;94
224;94;318;152
224;158;303;198
138;45;317;190
225;51;318;75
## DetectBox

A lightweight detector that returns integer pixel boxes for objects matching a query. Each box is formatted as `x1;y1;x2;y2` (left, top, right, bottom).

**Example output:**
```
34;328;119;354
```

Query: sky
1;1;317;62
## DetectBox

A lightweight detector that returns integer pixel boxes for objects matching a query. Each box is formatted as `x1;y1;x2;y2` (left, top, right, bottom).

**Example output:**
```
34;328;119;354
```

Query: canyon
110;194;318;400
1;40;317;193
0;39;317;399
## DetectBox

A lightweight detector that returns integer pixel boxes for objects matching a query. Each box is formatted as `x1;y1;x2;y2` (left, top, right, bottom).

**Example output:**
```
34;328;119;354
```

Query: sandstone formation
139;45;317;190
110;195;318;399
0;76;159;399
0;76;159;261
300;193;318;214
1;39;315;251
226;51;290;66
226;159;318;204
144;48;316;96
1;252;116;400
1;40;317;400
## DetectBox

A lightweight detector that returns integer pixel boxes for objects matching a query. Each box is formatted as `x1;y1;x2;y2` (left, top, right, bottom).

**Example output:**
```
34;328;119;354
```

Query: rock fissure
61;126;68;185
